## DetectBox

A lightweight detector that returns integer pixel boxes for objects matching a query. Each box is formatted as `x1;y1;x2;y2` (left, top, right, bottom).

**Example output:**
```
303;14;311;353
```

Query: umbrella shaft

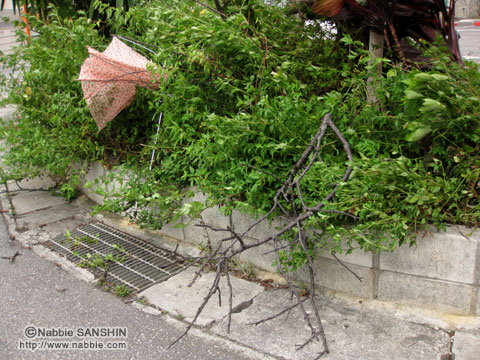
150;112;163;171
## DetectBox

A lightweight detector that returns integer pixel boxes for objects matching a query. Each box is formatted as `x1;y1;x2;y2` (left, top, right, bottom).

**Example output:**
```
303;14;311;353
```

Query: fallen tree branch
169;113;356;358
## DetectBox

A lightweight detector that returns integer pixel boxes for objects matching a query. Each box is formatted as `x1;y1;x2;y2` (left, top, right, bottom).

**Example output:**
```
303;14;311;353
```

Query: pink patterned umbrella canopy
79;37;162;131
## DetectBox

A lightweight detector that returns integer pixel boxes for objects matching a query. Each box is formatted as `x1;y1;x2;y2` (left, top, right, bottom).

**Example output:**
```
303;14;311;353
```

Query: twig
225;262;234;333
199;215;212;252
247;297;308;326
168;261;224;349
316;208;360;220
330;252;363;282
240;163;283;182
99;262;111;282
192;0;228;19
213;0;224;13
173;244;179;258
1;250;21;263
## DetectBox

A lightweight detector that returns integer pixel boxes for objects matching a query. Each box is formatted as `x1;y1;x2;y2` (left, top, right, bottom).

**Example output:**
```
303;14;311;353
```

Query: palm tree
311;0;462;65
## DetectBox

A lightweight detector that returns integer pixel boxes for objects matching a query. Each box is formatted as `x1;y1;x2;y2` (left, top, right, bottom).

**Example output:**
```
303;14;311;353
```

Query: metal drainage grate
45;222;186;292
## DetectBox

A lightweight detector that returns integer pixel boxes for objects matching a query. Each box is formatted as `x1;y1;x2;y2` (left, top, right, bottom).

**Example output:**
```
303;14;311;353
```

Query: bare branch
247;296;308;326
1;250;21;263
330;252;363;282
192;0;227;19
169;113;353;359
240;163;283;182
225;262;234;333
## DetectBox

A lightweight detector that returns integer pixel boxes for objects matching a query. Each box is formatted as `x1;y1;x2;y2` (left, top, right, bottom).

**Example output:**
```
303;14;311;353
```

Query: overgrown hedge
1;1;479;266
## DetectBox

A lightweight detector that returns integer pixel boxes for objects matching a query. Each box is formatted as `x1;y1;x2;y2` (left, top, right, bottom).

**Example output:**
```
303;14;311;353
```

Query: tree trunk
366;30;384;104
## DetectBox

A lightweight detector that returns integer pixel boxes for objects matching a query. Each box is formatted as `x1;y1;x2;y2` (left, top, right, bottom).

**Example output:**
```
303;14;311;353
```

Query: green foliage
102;0;344;212
0;11;103;198
1;0;135;22
90;0;346;227
114;284;130;297
1;1;480;271
0;10;156;199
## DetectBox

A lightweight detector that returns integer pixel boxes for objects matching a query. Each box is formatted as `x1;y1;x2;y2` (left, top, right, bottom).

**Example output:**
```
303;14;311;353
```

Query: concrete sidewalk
0;175;479;360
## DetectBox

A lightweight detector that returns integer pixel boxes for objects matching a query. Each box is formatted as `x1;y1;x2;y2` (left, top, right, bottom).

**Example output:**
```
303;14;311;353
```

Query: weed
136;296;149;306
114;284;130;297
231;260;255;279
174;312;185;321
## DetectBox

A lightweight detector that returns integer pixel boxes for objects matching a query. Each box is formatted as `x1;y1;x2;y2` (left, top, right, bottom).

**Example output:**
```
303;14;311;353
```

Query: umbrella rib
113;35;158;55
87;52;157;85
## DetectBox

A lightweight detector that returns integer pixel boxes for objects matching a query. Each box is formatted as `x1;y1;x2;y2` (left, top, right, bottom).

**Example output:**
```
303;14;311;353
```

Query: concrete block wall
456;0;480;19
80;166;480;316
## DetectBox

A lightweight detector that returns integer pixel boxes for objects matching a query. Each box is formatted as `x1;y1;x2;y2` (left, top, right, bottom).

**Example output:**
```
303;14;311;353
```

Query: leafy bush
0;10;157;199
0;11;103;199
1;1;480;265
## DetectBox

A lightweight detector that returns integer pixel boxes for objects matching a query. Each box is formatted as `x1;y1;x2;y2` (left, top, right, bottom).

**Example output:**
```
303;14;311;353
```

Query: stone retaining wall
456;0;480;19
80;163;480;316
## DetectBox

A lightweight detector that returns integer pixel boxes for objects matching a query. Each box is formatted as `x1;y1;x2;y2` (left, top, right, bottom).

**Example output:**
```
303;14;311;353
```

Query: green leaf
430;74;448;81
420;98;445;113
405;126;432;142
414;73;433;82
404;90;423;100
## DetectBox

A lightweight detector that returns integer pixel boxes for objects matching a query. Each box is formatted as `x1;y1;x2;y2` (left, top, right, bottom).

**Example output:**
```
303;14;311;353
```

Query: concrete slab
380;226;479;284
183;220;282;275
378;271;473;315
157;216;185;242
318;240;374;268
183;189;230;229
14;203;81;229
477;287;480;315
211;289;450;360
293;258;374;299
82;161;106;205
232;236;278;274
183;218;234;250
6;176;55;191
452;330;480;360
139;267;264;326
0;105;17;120
8;190;67;214
231;209;289;241
0;9;22;22
31;216;90;237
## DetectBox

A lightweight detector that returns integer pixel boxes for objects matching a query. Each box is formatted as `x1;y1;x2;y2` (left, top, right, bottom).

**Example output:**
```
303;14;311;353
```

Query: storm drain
45;222;186;292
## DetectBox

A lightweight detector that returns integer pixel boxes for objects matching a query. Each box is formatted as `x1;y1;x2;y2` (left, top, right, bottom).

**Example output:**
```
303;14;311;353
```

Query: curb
454;19;480;27
0;185;276;360
0;186;97;283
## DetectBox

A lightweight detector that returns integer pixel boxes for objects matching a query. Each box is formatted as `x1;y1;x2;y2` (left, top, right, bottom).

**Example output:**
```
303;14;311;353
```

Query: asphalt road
457;25;480;64
0;216;257;360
